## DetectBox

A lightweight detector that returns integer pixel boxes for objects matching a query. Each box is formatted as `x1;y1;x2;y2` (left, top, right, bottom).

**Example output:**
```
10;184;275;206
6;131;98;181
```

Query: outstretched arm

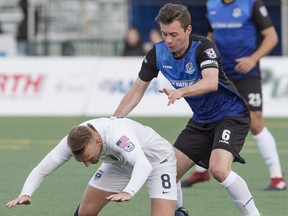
113;77;150;117
159;67;219;105
6;138;72;208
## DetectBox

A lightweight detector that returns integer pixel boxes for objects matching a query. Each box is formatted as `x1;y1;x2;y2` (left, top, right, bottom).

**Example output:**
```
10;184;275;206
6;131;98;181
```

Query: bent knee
210;166;230;182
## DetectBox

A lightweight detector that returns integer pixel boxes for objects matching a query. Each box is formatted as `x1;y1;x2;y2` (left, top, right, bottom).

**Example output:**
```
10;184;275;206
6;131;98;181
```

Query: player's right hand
6;195;32;208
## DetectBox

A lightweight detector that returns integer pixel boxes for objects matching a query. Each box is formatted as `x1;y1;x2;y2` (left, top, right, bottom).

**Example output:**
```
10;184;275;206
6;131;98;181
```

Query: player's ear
185;25;192;34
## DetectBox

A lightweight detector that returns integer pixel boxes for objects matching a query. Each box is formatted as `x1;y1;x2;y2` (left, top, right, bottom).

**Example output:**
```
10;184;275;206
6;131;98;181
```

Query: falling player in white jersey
6;117;189;216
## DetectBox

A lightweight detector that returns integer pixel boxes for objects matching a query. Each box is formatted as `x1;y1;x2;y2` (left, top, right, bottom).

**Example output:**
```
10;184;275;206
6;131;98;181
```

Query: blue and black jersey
206;0;273;79
139;34;249;123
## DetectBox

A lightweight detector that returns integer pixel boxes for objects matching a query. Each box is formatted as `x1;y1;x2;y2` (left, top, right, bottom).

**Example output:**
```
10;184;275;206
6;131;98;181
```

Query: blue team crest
185;62;195;74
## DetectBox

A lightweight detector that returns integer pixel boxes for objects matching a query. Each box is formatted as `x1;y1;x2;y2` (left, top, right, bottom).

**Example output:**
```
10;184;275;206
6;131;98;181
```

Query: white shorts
89;157;177;200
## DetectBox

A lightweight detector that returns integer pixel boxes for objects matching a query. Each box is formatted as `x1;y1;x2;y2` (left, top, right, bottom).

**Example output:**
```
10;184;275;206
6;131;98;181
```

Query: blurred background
0;0;286;57
0;0;287;117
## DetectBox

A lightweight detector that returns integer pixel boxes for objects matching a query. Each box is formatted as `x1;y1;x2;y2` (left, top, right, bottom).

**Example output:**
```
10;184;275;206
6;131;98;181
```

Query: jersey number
222;129;231;141
248;93;262;107
161;174;171;189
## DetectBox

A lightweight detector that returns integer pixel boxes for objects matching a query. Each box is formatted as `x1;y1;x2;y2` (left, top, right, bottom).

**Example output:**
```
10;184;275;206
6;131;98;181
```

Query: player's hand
6;195;32;208
159;88;182;106
234;56;256;73
106;192;132;202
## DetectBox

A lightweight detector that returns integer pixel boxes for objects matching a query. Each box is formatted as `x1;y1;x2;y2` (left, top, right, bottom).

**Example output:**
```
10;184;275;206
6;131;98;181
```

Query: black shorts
231;76;262;111
173;115;251;169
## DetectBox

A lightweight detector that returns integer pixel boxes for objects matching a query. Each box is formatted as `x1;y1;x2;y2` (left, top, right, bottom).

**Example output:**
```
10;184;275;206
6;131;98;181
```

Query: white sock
176;182;183;209
253;127;283;178
195;165;207;172
220;171;260;216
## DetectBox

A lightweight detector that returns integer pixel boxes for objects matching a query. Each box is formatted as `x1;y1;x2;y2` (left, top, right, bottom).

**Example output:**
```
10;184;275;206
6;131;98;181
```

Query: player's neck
222;0;234;4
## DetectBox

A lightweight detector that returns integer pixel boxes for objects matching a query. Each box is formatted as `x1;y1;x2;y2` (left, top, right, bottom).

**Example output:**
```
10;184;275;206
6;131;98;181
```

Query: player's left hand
106;192;132;202
234;56;256;73
159;88;182;106
6;195;32;208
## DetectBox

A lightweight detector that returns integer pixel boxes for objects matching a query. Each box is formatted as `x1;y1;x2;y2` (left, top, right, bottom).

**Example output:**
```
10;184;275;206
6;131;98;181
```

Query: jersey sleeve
19;137;72;197
252;0;274;31
122;149;153;197
138;46;159;82
195;38;220;70
111;123;153;197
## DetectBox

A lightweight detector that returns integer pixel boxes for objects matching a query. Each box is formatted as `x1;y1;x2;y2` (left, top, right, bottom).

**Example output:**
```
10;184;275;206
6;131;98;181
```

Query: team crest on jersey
116;135;135;152
232;8;242;18
185;62;195;74
205;48;217;59
94;169;104;180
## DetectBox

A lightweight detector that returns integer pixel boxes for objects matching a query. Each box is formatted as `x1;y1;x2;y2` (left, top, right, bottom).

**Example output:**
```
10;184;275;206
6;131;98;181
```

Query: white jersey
85;117;174;167
19;117;176;198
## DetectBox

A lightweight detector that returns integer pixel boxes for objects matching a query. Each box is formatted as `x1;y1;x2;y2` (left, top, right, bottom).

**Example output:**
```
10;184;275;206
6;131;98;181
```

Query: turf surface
0;117;287;215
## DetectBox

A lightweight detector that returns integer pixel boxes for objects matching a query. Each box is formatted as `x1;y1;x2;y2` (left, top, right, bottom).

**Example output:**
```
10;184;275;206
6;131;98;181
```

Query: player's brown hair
155;3;191;31
67;126;92;155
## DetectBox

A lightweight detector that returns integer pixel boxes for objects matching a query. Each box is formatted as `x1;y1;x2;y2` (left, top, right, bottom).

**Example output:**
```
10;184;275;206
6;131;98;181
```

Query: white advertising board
0;57;287;117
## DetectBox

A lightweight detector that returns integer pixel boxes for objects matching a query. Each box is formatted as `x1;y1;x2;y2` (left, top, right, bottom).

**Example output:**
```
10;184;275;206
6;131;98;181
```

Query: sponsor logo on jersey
211;22;242;29
163;65;173;69
205;48;217;59
219;139;230;145
171;79;200;88
116;135;135;152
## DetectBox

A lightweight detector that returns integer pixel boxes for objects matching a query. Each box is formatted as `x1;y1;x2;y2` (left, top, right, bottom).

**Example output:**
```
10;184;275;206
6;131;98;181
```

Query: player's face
160;20;191;57
75;133;103;167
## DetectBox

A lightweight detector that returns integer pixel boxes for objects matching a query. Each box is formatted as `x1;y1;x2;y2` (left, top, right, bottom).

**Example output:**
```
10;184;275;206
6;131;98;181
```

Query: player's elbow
209;80;218;92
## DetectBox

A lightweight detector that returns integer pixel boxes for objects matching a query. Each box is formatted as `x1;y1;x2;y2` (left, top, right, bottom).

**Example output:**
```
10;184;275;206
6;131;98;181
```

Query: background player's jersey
206;0;273;79
139;34;249;123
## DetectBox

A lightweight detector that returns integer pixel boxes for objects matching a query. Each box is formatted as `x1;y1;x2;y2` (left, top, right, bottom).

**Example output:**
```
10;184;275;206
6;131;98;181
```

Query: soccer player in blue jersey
182;0;286;191
113;3;261;216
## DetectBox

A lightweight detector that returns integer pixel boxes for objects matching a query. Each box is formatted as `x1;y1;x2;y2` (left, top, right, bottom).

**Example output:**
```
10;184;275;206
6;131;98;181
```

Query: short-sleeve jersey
206;0;273;79
139;34;249;123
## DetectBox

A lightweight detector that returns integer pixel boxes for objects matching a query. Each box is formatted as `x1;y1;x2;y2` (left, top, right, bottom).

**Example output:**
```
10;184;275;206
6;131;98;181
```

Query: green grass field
0;117;287;215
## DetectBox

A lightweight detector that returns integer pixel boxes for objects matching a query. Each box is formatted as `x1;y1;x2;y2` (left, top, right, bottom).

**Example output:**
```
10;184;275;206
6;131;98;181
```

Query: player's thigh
213;116;250;164
89;163;131;193
174;148;194;180
146;162;177;201
151;198;176;216
80;163;131;215
79;185;113;215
